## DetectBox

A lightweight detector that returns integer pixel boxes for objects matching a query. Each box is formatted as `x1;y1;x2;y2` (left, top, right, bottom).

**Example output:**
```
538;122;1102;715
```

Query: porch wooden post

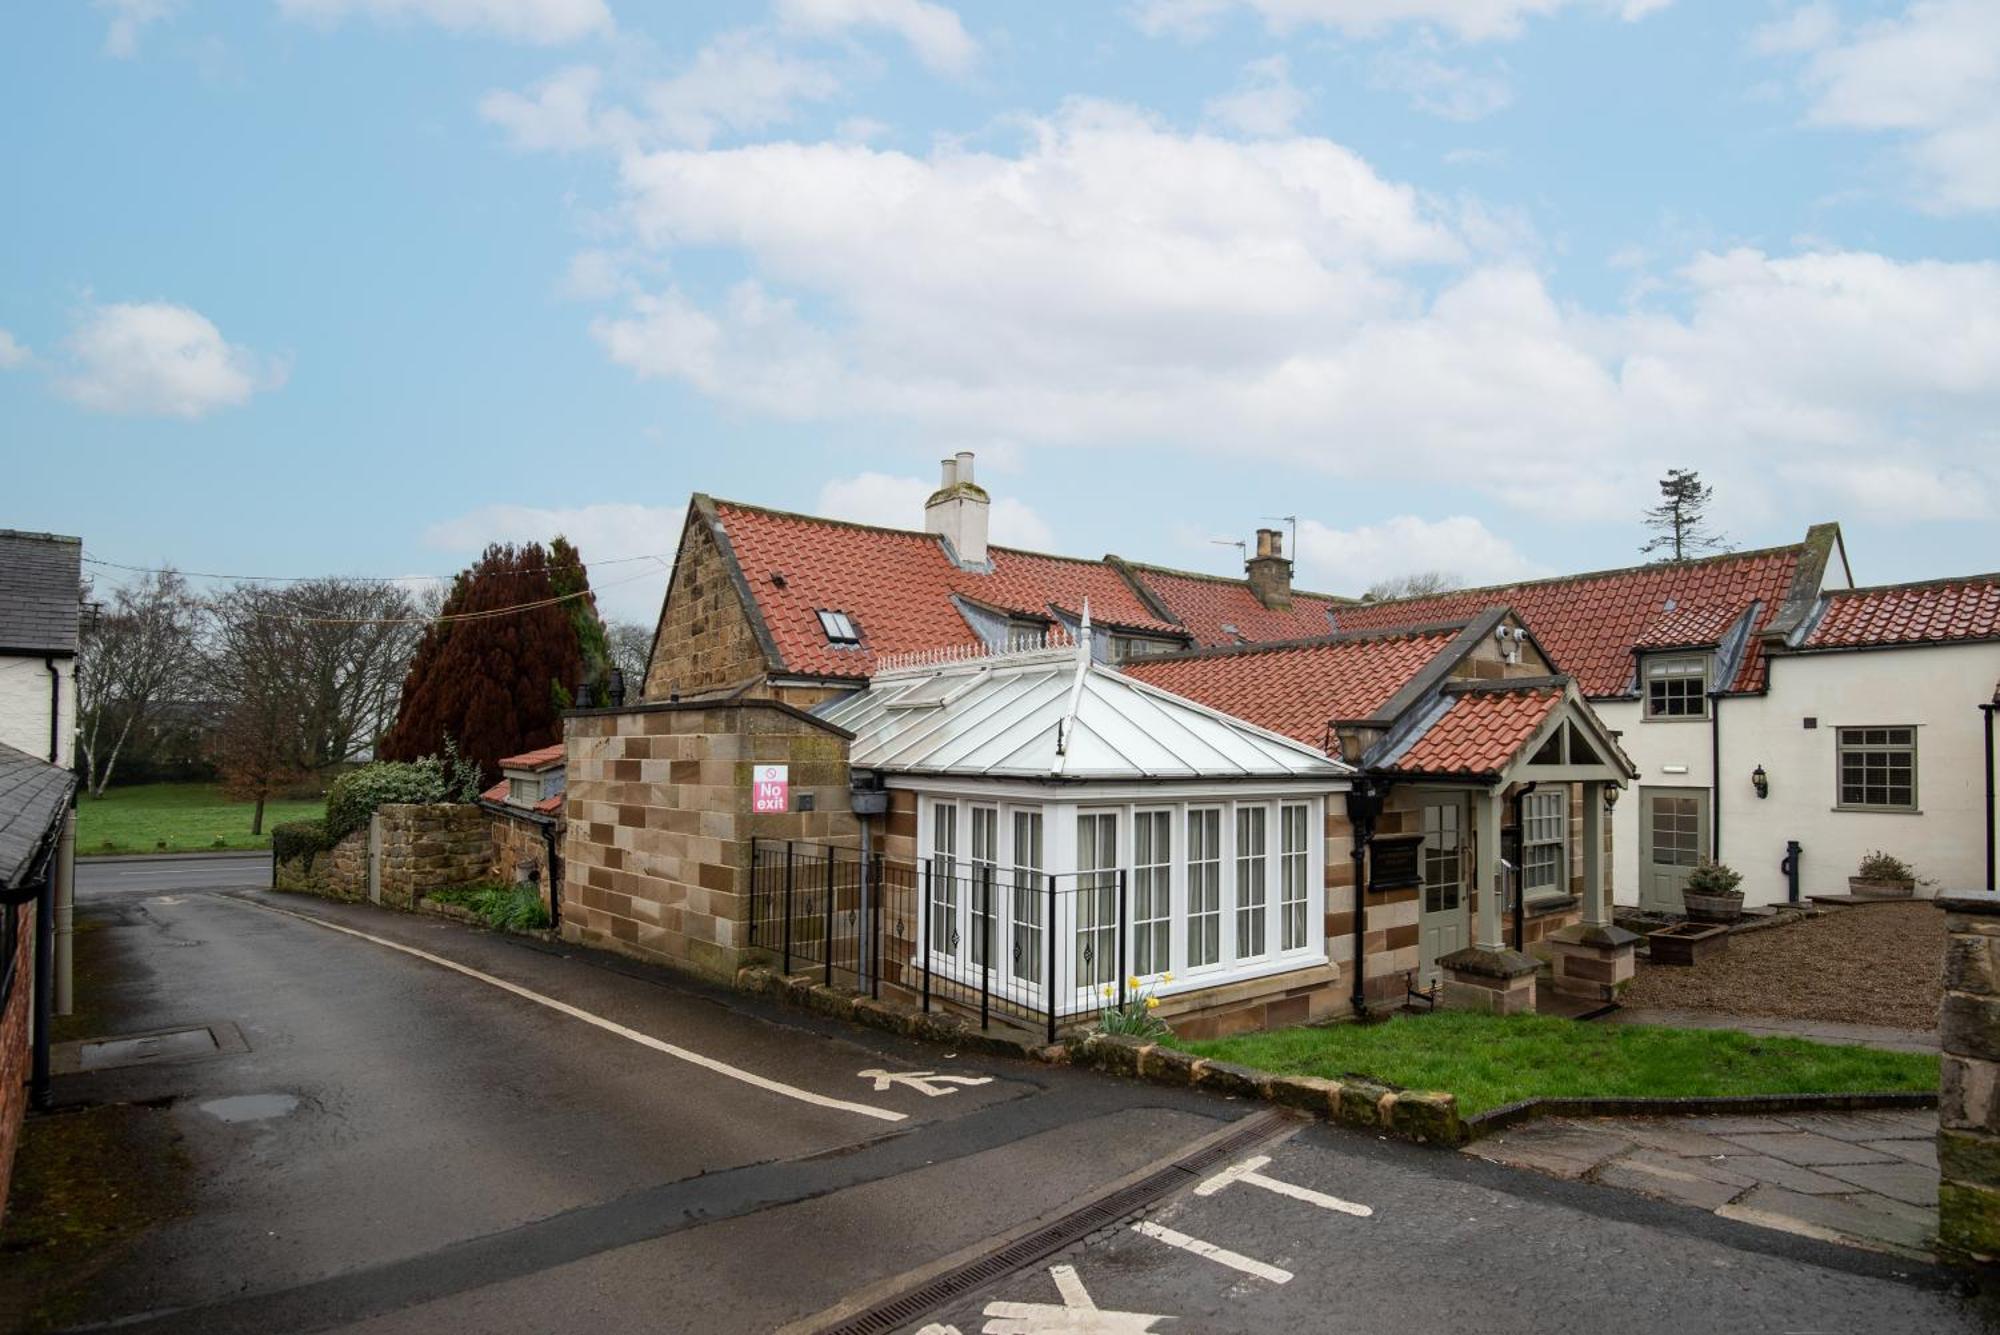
1475;788;1504;951
1581;782;1608;928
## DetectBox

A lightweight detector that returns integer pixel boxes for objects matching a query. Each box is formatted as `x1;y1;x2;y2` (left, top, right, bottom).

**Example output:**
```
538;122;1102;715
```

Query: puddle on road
197;1093;300;1123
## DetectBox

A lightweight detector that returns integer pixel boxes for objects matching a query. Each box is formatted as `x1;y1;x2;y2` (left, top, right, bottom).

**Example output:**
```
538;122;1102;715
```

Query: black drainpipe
1709;692;1723;862
1510;781;1537;952
45;655;61;764
1983;691;1998;892
1345;779;1385;1017
540;816;563;929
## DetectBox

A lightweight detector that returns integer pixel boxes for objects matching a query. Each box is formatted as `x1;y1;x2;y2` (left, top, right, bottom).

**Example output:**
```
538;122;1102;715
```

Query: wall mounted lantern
1602;783;1621;814
1752;764;1770;800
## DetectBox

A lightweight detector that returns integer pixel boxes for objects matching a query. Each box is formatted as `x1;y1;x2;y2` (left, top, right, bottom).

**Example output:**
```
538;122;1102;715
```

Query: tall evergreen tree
1640;468;1728;562
380;542;600;781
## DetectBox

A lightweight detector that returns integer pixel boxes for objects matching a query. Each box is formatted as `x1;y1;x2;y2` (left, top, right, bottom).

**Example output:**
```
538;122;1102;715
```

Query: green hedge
271;819;333;870
324;745;482;842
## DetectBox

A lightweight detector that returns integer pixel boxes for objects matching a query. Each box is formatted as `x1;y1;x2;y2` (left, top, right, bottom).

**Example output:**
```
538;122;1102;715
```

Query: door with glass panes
1639;788;1708;912
1418;797;1467;985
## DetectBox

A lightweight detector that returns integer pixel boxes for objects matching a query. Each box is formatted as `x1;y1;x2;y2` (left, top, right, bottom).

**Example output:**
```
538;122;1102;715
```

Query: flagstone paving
1464;1109;1939;1258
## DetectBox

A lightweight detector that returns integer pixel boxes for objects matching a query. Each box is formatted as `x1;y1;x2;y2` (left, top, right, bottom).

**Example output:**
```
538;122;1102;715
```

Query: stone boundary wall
1938;891;2000;1266
485;804;557;914
273;804;490;907
560;699;858;982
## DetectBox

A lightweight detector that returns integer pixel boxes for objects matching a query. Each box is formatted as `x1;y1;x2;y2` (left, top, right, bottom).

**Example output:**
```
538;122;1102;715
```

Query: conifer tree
1640;468;1728;562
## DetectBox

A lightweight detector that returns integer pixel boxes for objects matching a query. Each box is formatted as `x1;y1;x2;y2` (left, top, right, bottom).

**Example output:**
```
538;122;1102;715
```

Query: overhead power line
81;550;676;585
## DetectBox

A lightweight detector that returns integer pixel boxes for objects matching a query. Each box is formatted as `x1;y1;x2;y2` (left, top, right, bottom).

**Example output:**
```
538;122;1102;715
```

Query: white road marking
1194;1153;1373;1217
1129;1221;1293;1284
979;1264;1173;1332
218;896;907;1123
858;1068;994;1096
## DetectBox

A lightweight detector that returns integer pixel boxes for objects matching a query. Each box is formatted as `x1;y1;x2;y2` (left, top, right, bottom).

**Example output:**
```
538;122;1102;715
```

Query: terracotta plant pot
1682;889;1745;924
1848;876;1916;901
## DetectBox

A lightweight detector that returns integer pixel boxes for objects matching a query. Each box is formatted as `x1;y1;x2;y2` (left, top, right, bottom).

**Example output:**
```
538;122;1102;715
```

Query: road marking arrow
857;1068;995;1096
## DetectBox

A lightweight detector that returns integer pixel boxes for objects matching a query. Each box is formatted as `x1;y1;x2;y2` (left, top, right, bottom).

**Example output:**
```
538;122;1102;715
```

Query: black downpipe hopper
1344;780;1387;1017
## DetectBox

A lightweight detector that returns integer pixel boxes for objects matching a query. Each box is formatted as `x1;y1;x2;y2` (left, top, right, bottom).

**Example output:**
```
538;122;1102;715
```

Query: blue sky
4;0;1996;622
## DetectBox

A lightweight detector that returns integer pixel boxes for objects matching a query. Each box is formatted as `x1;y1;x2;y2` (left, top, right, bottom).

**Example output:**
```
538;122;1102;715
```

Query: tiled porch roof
1800;575;2000;650
1377;684;1564;779
1118;627;1464;751
711;501;1181;679
1332;541;1818;697
496;744;565;771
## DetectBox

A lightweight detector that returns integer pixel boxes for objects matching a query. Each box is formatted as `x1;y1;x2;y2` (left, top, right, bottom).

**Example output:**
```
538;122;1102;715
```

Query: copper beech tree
380;540;603;784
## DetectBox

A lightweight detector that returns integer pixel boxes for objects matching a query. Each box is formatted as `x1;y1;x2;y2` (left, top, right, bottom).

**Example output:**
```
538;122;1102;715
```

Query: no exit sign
752;764;789;814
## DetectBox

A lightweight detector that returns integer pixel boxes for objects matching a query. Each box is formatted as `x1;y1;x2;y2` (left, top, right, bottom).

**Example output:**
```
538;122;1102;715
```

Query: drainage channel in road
792;1108;1302;1335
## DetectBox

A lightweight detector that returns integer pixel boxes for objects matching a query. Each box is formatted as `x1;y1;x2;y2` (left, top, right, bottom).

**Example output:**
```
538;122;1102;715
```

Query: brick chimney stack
924;450;990;568
1247;527;1292;610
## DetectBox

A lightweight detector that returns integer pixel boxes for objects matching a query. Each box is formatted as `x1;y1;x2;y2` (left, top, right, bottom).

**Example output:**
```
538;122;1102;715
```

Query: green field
1171;1011;1938;1115
77;783;326;856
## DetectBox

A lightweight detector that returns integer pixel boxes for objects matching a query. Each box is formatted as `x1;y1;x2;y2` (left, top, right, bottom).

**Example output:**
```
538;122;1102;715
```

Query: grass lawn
77;783;326;855
1171;1011;1939;1116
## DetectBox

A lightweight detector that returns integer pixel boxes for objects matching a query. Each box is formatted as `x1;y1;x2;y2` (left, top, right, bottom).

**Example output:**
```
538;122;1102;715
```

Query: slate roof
0;530;84;655
816;647;1344;780
1377;683;1565;779
1800;575;2000;650
710;500;1186;679
1331;536;1829;697
0;741;76;890
1118;563;1345;646
1119;626;1465;752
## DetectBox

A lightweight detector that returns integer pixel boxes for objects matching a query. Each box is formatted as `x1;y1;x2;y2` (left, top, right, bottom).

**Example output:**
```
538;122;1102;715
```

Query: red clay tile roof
496;744;565;771
1633;603;1746;651
1334;546;1808;696
1123;564;1345;647
1380;685;1563;778
1802;576;2000;649
1120;628;1463;751
713;501;1183;679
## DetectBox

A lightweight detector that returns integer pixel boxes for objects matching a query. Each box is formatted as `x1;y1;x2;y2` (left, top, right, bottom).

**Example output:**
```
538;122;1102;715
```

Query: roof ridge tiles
1825;571;2000;596
1113;556;1350;604
1347;536;1813;614
1119;618;1474;665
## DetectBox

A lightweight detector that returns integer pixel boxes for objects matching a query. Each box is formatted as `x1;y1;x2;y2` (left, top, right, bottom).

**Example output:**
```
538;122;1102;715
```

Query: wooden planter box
1849;876;1916;901
1648;921;1730;967
1683;889;1745;924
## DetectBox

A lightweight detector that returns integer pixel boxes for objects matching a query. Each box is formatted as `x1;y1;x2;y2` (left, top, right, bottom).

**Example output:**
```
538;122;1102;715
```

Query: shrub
272;819;332;869
429;881;550;931
1096;975;1172;1039
324;741;483;842
1685;858;1743;896
1856;850;1915;883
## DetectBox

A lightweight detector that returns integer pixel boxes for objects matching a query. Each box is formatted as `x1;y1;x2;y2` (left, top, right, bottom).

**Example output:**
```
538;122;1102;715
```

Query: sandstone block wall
642;509;774;701
274;804;491;907
487;806;557;914
561;699;859;982
1939;893;2000;1265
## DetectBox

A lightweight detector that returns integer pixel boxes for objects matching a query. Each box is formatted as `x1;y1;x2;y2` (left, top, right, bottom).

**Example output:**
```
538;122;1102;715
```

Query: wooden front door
1640;787;1708;913
1418;797;1467;985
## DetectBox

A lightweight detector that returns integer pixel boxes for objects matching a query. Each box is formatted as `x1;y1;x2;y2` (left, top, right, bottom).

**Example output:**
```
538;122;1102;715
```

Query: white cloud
1799;459;1991;522
96;0;178;58
0;330;28;369
423;502;680;621
481;34;840;153
1132;0;1668;44
775;0;977;75
56;302;282;419
1762;0;2000;213
816;472;1057;548
1371;43;1513;121
1295;514;1544;592
277;0;612;44
1203;56;1308;136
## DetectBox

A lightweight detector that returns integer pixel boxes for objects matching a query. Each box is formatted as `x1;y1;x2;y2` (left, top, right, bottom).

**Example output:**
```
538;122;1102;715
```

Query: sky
4;0;1997;624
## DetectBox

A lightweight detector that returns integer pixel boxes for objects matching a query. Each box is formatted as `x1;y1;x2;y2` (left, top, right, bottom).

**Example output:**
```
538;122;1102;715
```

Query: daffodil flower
1145;996;1161;1010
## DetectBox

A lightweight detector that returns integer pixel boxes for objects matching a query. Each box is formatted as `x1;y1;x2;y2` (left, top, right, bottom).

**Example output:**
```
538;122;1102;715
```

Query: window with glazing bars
1133;810;1171;975
1280;804;1311;951
1645;656;1708;718
1236;806;1268;959
1521;790;1568;898
1187;809;1221;968
969;806;998;967
1011;810;1043;984
929;801;958;956
1076;812;1118;987
1838;727;1917;810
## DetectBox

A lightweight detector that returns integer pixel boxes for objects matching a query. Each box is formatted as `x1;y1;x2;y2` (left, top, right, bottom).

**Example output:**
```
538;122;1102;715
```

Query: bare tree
606;619;653;697
207;581;421;831
1641;468;1729;562
74;569;208;796
1361;570;1461;603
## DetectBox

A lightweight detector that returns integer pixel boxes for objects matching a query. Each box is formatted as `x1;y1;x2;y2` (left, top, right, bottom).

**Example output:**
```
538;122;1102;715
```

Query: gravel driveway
1619;903;1944;1031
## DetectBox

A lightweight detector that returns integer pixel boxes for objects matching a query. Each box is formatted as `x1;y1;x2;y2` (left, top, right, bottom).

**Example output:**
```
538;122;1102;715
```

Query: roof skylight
816;609;860;644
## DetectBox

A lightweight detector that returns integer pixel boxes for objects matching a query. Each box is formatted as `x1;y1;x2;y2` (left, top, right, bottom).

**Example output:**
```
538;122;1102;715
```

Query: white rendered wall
0;653;75;769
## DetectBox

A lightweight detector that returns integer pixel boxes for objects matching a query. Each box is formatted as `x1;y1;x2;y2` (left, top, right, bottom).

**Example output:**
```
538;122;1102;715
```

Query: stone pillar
1441;789;1541;1013
1939;891;2000;1266
1547;783;1639;1002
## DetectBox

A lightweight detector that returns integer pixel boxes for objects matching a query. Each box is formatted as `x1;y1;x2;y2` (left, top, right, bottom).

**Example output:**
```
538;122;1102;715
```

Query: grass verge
427;881;551;932
77;783;324;855
1169;1011;1939;1116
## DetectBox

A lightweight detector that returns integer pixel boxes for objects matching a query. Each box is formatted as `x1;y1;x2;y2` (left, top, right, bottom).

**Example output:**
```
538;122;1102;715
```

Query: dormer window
1645;655;1709;720
817;609;860;645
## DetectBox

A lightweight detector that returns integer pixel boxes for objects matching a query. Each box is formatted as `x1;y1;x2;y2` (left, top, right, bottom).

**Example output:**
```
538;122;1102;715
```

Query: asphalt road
9;865;1989;1333
75;852;276;894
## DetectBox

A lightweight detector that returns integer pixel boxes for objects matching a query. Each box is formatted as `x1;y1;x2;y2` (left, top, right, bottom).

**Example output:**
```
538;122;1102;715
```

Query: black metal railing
750;839;1137;1041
